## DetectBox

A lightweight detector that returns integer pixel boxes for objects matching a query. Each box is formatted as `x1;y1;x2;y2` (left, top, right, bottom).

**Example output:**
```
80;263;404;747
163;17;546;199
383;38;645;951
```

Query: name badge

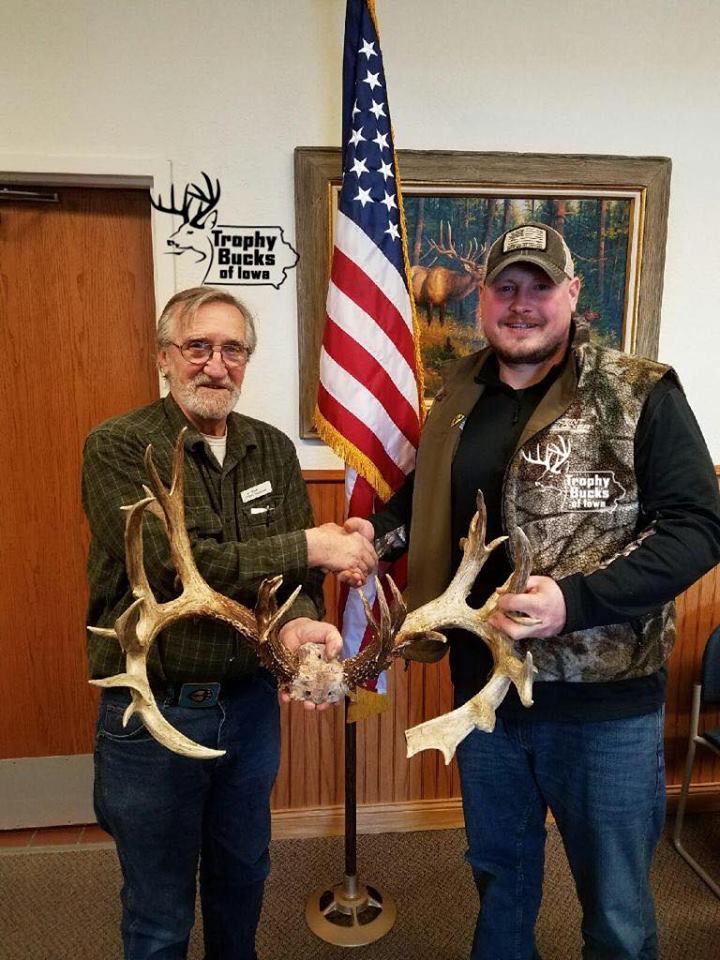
241;480;272;503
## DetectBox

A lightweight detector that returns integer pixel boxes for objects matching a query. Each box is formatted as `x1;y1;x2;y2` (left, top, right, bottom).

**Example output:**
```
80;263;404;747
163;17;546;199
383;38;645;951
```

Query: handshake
305;516;378;588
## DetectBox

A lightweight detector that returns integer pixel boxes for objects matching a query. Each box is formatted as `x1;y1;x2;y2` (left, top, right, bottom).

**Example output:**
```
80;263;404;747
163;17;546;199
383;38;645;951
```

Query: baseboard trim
271;783;720;840
271;798;465;839
665;780;720;811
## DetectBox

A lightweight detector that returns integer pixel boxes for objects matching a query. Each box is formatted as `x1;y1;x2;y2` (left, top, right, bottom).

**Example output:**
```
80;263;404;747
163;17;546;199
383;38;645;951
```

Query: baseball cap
484;222;575;285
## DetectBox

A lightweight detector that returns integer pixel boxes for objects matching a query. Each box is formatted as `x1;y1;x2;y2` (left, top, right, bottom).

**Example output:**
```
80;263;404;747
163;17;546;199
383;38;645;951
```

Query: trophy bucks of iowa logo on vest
520;432;626;512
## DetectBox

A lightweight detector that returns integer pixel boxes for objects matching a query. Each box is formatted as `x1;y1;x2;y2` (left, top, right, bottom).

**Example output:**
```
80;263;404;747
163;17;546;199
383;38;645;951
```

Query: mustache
190;372;235;390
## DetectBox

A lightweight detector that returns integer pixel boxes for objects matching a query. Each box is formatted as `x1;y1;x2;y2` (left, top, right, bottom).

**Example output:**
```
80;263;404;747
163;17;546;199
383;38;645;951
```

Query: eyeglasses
169;339;251;368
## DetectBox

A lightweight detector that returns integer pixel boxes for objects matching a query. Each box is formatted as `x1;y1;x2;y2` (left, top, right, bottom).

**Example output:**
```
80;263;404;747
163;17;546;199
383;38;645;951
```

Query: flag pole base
305;872;396;947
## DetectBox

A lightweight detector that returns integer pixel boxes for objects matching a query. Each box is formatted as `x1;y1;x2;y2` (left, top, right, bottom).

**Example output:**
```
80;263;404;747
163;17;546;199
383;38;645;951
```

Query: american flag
315;0;423;688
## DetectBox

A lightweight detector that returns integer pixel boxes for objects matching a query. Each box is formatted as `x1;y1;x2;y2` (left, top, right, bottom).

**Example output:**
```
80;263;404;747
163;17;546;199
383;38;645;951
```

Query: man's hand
336;517;377;585
343;516;375;541
277;617;343;712
305;522;377;587
490;575;566;640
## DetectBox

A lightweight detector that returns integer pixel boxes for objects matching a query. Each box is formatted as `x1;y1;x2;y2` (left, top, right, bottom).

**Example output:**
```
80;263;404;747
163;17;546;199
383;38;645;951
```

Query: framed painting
294;148;671;437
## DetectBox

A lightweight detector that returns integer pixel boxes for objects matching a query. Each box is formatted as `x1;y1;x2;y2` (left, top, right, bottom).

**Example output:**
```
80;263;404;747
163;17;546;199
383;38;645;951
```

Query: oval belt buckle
178;682;221;708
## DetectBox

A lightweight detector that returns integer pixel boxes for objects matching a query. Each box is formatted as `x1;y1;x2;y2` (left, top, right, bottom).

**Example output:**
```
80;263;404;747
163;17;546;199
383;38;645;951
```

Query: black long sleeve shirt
372;353;720;721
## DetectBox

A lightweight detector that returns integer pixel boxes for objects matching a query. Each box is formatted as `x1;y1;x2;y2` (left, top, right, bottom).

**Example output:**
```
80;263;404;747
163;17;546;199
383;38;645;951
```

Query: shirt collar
162;393;258;463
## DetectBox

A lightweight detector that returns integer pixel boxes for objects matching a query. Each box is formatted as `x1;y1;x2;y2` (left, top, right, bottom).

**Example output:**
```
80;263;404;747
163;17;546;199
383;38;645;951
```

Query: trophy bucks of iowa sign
151;172;298;288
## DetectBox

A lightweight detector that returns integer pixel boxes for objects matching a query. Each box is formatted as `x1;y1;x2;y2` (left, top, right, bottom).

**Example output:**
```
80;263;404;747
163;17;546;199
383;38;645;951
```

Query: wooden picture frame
294;147;671;438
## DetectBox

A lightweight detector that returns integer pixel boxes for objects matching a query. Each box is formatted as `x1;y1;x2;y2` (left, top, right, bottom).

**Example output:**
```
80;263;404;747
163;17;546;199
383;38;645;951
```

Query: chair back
701;623;720;703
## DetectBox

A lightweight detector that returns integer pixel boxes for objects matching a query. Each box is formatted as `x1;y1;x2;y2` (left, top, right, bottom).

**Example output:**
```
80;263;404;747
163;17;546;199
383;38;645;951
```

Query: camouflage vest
503;341;675;682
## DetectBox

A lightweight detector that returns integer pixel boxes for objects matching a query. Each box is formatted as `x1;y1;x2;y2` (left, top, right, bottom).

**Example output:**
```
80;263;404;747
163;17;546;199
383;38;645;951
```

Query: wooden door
0;186;158;758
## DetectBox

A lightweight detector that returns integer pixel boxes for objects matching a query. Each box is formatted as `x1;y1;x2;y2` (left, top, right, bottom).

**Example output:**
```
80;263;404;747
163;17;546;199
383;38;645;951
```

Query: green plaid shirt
82;395;324;682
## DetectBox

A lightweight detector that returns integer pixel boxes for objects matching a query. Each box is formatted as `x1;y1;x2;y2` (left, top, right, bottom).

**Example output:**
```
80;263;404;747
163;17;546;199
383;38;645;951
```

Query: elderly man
347;223;720;959
82;286;376;960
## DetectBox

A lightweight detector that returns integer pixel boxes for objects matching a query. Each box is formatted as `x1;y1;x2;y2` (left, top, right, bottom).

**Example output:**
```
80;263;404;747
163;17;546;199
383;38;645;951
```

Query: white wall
2;0;718;464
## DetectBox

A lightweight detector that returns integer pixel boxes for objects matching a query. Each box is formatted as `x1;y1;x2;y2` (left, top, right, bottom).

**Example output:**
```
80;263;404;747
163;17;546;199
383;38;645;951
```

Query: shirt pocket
240;492;283;535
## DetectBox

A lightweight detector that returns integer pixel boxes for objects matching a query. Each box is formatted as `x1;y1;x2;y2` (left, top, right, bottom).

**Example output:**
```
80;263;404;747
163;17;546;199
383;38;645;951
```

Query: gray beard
171;373;241;422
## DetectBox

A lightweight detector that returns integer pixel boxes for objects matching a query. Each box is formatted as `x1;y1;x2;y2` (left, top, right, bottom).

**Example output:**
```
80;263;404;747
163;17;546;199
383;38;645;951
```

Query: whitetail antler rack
377;491;538;764
88;429;301;760
336;492;538;762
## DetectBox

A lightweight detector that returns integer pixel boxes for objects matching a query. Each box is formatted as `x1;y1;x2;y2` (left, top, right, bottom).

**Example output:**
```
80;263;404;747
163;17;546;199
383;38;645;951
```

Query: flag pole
304;699;396;946
344;699;358;885
307;0;420;941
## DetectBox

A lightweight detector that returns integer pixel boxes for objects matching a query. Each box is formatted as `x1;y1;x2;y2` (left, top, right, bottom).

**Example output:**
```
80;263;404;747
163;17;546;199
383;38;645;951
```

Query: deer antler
185;171;221;226
354;491;537;763
521;436;572;478
335;491;537;762
149;182;192;220
89;429;299;759
340;576;408;690
398;493;537;762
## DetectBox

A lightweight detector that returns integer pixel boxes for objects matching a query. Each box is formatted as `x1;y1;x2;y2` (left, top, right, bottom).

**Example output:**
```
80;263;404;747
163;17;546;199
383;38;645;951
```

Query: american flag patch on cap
503;225;548;252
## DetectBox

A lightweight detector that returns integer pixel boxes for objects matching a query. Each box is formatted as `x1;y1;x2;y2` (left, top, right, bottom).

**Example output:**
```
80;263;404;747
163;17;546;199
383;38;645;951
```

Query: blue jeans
94;670;281;960
455;702;666;960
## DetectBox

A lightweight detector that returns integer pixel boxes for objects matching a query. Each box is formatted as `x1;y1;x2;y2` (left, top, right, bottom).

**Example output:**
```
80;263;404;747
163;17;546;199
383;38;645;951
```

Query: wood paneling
272;473;465;811
667;566;720;785
665;465;720;788
0;187;157;758
273;471;720;813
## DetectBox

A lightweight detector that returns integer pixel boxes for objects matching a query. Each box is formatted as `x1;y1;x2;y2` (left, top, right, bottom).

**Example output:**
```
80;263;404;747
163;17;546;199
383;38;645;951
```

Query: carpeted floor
2;814;718;959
